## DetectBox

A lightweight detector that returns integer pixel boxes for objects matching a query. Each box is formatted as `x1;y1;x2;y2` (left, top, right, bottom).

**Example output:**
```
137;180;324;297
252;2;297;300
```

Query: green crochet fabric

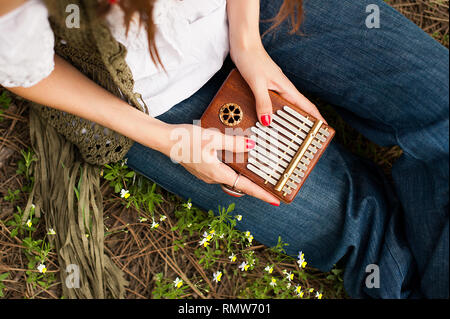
38;0;148;165
21;0;149;298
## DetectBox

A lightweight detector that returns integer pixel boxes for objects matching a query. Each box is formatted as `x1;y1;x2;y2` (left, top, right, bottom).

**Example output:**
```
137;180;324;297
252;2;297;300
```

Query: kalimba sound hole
219;103;243;126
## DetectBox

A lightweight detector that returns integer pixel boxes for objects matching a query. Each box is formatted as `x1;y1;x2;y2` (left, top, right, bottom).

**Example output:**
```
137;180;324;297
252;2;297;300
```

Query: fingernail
245;138;255;149
261;114;271;126
270;202;280;207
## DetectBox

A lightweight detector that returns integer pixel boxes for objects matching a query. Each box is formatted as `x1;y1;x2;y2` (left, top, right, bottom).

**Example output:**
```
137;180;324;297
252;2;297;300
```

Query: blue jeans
126;0;449;298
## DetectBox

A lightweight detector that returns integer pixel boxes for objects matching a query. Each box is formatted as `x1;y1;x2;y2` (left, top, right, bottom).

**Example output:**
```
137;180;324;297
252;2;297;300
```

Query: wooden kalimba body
200;69;335;203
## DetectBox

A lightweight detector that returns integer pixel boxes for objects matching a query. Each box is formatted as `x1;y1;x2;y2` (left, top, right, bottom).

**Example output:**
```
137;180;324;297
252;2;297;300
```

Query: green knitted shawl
22;0;147;298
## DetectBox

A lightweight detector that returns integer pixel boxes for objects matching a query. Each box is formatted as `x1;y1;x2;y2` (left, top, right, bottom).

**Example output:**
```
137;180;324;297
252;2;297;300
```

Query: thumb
249;80;273;127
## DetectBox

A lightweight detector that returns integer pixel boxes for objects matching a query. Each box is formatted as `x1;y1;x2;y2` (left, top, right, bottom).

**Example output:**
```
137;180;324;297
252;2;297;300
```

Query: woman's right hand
163;124;280;206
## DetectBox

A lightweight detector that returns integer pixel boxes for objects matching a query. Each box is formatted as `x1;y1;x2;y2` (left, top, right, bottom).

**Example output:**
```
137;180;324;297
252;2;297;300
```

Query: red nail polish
270;202;280;207
245;138;255;149
228;193;242;198
261;114;271;126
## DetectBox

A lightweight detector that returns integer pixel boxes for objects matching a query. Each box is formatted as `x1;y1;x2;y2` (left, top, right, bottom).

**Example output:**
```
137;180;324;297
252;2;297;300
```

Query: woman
1;0;448;298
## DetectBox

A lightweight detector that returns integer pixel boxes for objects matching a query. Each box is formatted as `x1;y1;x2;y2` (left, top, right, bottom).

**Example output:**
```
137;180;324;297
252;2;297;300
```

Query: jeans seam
385;237;406;282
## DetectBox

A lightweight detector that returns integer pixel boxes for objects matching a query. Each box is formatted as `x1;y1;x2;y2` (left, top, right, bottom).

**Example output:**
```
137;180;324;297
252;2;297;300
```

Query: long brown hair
99;0;303;66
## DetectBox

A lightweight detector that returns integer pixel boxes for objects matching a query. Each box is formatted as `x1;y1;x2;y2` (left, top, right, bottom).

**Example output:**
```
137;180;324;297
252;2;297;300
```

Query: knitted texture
19;0;150;298
37;0;148;165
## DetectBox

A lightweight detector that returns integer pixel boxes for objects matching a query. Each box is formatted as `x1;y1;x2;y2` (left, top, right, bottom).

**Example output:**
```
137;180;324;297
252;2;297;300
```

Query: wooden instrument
200;69;335;203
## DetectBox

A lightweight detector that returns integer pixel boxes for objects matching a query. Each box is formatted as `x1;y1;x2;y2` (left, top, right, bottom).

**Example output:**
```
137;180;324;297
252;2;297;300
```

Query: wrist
152;122;178;157
138;118;176;157
230;36;264;64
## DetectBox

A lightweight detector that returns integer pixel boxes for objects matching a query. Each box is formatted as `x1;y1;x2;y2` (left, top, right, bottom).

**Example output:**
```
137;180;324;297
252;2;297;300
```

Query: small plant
152;273;188;299
16;149;37;187
326;266;345;297
0;272;9;298
102;159;136;193
3;188;20;203
0;90;11;121
6;206;39;238
4;203;56;293
127;177;163;214
23;236;56;290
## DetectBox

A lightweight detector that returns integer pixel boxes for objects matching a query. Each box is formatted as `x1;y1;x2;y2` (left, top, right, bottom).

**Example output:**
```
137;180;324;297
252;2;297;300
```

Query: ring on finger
220;173;245;198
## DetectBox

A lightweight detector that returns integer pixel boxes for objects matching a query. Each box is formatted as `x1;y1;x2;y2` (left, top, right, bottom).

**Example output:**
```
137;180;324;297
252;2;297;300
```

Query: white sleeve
0;0;55;88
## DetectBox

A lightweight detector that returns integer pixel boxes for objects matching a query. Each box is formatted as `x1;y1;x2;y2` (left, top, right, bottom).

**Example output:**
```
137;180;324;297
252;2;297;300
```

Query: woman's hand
230;42;325;126
163;124;281;206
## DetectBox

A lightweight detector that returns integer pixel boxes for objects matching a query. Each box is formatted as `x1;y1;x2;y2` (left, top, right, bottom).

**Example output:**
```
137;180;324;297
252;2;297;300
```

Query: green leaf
0;273;9;281
103;173;115;181
125;171;135;178
10;228;18;238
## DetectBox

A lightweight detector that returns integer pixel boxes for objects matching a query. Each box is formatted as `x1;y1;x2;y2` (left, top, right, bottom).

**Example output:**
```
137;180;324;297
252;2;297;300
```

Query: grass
0;0;448;299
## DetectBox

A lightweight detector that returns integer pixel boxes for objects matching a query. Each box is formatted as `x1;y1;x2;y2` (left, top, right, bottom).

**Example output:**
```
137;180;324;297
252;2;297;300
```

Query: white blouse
0;0;229;117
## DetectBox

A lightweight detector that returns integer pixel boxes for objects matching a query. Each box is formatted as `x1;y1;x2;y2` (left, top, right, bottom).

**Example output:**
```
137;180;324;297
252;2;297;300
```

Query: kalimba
200;69;335;203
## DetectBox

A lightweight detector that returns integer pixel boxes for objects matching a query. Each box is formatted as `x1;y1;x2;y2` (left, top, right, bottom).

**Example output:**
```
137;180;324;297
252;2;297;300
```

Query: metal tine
319;128;330;137
277;110;311;134
252;133;310;170
270;114;315;161
315;133;326;143
297;162;308;172
253;128;314;161
283;105;314;127
252;126;297;154
256;122;319;157
250;148;305;177
255;123;317;162
249;151;285;175
250;146;306;179
254;123;301;152
272;114;307;140
312;139;322;149
282;186;293;195
269;121;305;147
300;156;310;166
247;164;277;185
289;174;301;183
251;132;296;159
248;157;281;180
303;150;314;160
270;119;319;158
255;124;317;158
286;180;297;189
309;145;318;154
256;122;318;156
294;168;305;177
280;109;329;142
253;145;289;168
253;137;307;171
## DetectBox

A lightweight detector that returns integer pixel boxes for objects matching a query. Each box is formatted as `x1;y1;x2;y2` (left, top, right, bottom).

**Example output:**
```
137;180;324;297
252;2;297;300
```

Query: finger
248;79;273;126
235;173;280;206
218;163;280;206
220;134;255;153
182;164;215;184
276;76;327;124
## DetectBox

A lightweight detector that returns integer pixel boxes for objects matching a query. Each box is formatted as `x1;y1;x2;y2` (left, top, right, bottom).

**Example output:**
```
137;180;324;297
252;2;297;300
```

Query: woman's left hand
230;42;326;126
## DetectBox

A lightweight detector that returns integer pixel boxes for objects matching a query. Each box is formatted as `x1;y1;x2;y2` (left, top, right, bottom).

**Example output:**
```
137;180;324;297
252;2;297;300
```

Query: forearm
227;0;263;55
7;55;172;156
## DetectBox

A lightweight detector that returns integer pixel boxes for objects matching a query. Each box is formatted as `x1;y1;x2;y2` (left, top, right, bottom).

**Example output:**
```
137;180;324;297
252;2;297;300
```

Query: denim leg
259;0;449;298
126;67;417;298
126;0;449;298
